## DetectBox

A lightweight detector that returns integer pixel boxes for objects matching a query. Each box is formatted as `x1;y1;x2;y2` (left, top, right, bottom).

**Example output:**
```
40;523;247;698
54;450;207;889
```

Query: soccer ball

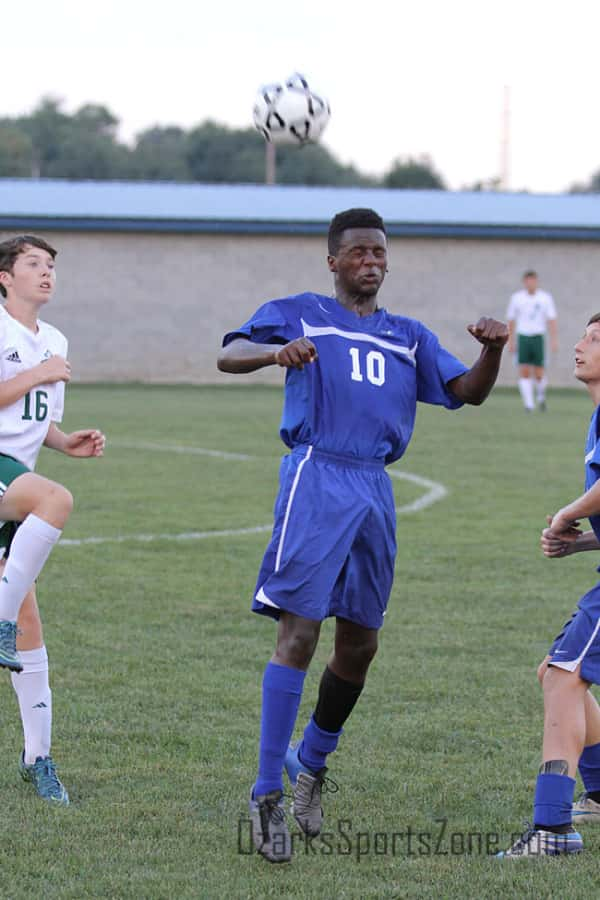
253;73;330;145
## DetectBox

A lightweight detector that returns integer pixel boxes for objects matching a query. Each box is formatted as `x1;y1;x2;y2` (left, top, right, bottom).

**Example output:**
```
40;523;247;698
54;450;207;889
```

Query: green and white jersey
506;289;557;336
0;306;67;470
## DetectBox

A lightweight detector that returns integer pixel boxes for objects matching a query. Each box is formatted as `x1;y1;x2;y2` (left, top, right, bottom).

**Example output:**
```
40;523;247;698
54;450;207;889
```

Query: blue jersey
223;292;469;464
585;405;600;541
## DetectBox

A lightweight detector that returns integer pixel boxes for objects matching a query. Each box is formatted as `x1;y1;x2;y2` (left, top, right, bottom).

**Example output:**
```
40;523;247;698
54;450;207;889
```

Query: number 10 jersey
223;293;468;464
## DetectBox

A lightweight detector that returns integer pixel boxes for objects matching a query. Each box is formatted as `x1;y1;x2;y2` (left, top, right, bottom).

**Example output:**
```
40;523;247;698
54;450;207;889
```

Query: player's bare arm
0;355;70;410
446;317;509;405
217;337;317;374
44;424;105;458
547;480;600;542
541;524;600;558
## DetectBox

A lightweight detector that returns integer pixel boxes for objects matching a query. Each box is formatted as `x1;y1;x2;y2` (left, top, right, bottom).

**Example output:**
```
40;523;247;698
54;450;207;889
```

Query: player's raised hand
275;338;318;370
38;354;71;383
467;318;509;349
63;429;106;458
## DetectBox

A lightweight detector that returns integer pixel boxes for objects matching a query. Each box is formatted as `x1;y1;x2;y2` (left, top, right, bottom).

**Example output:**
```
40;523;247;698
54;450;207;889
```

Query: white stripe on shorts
256;586;280;609
551;614;600;673
274;445;313;572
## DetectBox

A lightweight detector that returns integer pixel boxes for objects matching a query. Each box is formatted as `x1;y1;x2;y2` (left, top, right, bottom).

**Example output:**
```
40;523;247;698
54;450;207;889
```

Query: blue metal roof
0;178;599;239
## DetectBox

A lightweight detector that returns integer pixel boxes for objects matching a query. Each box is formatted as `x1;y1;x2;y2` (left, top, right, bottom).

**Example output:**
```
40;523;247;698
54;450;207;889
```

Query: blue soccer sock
579;741;600;795
299;715;342;772
533;772;576;829
254;662;306;797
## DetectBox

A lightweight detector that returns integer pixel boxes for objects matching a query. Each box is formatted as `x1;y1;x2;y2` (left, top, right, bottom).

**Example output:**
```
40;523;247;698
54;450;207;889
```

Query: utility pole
265;142;276;185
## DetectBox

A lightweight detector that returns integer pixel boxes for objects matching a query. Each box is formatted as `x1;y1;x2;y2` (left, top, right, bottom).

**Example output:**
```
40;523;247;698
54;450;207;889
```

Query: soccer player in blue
498;313;600;858
218;208;509;863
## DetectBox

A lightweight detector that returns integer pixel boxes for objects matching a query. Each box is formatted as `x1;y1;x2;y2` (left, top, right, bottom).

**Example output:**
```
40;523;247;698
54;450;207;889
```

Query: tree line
0;98;598;192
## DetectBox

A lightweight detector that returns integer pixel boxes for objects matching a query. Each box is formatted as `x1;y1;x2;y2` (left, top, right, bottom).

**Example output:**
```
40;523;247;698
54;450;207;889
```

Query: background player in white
507;270;558;411
0;235;105;805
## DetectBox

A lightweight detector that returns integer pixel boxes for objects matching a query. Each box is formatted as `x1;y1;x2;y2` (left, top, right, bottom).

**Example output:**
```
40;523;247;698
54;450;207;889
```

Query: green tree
0;123;34;177
383;155;446;189
130;127;191;181
18;97;130;179
186;122;265;183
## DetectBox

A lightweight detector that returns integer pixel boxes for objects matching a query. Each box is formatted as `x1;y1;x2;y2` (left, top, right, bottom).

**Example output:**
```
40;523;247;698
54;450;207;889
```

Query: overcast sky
5;0;600;192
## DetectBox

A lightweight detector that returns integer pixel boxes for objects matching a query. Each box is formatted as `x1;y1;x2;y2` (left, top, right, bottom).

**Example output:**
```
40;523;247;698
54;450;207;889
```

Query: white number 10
349;347;386;386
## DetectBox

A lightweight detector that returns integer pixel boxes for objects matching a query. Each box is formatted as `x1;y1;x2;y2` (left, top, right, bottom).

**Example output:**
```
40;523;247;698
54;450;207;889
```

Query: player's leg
498;604;600;858
0;471;72;671
249;612;320;862
533;364;548;410
517;338;535;410
11;581;68;805
287;463;395;836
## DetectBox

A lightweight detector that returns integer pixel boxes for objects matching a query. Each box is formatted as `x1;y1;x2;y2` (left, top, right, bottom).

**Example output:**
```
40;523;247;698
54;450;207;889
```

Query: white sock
518;378;535;410
536;376;548;404
11;645;51;764
0;515;62;621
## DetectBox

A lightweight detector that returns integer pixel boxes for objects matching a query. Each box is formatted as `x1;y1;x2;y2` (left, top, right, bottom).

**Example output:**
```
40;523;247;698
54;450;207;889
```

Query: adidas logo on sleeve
5;350;21;363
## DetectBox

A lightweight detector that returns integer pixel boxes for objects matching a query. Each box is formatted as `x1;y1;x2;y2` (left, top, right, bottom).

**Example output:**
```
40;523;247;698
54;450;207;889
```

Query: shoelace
258;793;288;843
295;771;339;811
32;758;62;793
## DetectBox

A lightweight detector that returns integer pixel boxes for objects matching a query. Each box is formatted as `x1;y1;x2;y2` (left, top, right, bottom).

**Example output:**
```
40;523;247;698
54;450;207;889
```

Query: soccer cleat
0;620;22;672
572;792;600;824
284;741;336;837
19;752;70;806
496;825;583;858
248;788;291;863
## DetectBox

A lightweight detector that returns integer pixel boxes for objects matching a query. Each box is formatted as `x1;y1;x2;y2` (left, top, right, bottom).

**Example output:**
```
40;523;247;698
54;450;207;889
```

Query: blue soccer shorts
549;584;600;684
253;445;397;630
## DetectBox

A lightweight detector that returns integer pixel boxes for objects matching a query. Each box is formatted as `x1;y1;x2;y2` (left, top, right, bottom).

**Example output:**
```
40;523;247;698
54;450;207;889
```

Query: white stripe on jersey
301;319;418;364
274;445;313;572
586;447;595;463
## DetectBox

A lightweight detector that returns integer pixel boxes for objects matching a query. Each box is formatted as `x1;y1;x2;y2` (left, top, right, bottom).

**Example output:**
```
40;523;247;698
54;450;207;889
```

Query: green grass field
1;383;599;898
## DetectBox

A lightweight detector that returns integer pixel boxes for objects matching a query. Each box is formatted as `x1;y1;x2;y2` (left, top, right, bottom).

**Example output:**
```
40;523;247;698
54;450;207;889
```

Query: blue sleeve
415;325;469;409
222;299;300;347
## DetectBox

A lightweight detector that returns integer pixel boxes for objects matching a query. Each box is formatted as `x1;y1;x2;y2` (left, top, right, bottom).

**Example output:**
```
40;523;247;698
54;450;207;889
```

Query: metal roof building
0;179;599;240
0;179;598;385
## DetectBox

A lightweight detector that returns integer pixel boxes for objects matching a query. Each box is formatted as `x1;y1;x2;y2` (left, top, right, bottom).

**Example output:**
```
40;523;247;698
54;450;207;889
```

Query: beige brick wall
2;229;598;386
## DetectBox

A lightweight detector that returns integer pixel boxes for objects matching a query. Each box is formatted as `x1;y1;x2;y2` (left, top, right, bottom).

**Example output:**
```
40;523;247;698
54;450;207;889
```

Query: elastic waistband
291;445;385;470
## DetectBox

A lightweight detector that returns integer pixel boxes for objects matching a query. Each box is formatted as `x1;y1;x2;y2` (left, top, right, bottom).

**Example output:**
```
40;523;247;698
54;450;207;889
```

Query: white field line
58;443;447;547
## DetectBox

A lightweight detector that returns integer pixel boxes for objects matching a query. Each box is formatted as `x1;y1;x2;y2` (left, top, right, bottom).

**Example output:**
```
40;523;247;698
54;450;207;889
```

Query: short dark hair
0;235;57;298
523;270;537;279
328;208;386;255
587;313;600;326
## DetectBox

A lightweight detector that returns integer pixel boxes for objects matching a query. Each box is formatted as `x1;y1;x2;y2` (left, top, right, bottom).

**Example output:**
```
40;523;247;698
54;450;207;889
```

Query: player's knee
44;483;73;520
276;628;319;668
337;637;378;673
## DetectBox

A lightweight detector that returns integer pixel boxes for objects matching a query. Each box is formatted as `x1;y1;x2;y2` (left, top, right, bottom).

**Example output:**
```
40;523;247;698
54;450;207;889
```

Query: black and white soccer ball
253;73;330;145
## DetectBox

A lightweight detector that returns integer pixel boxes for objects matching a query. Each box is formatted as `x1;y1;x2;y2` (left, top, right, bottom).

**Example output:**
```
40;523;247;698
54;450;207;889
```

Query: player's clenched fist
275;338;318;370
467;318;509;349
38;354;71;383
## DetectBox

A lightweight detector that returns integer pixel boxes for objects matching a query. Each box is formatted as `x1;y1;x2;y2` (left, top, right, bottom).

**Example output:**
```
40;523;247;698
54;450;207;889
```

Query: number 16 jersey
0;306;67;471
223;293;468;464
